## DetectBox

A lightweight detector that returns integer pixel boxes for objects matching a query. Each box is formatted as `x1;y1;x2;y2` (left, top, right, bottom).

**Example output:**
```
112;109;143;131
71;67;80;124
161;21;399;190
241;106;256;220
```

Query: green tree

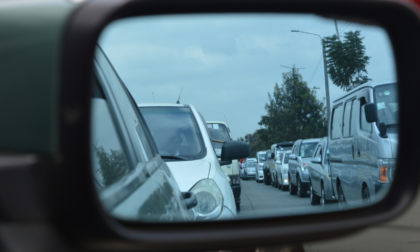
324;30;371;90
258;68;327;144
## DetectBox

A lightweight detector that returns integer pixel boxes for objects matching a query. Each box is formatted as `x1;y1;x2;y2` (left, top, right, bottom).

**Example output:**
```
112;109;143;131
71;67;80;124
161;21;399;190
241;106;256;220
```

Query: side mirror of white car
221;141;250;165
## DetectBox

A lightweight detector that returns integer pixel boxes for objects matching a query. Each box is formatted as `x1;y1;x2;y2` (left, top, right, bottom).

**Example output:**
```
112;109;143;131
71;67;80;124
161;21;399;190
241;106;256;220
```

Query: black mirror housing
364;103;379;123
221;140;250;162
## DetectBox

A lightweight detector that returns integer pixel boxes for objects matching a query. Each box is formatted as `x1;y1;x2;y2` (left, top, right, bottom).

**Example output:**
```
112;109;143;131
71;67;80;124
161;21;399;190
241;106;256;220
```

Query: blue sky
99;14;396;140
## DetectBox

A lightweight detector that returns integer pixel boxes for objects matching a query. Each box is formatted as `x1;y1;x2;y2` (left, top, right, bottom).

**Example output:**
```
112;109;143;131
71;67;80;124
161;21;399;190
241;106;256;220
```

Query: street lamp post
291;30;331;127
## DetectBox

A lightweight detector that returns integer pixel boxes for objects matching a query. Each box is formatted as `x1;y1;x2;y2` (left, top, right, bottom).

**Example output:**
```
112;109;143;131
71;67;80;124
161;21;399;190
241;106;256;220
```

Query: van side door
355;89;377;203
330;104;343;198
342;98;357;201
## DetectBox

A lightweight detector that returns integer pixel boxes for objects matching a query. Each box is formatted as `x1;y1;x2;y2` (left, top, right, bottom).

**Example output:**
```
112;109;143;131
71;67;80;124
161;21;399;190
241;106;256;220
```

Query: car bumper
231;184;241;203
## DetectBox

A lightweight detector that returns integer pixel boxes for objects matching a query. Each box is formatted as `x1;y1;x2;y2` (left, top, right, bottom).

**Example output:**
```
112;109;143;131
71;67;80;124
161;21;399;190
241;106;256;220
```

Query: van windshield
374;84;398;126
258;153;265;162
207;123;231;151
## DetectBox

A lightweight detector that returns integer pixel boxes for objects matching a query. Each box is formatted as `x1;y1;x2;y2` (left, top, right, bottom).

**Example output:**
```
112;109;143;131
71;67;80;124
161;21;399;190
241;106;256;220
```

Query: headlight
230;175;240;185
301;163;308;172
189;179;223;220
378;158;396;183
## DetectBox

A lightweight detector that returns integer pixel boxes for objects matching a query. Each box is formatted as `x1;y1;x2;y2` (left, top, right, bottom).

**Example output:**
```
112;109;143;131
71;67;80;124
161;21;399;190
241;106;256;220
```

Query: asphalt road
237;178;338;219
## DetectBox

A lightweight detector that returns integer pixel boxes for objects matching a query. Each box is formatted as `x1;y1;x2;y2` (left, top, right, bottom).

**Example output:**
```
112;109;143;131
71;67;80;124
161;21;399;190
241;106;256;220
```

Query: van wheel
310;181;320;205
338;184;346;209
236;202;240;212
362;187;371;205
264;172;270;185
289;175;297;195
320;186;326;208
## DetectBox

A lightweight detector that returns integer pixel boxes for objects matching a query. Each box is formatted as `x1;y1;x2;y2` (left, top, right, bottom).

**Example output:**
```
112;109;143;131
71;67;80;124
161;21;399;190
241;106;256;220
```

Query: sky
99;14;396;140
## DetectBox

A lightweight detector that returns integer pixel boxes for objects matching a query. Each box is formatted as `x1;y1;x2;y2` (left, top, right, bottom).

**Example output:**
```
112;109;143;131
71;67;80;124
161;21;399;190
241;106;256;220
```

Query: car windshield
278;146;293;151
247;161;255;166
258;153;265;162
140;107;205;160
300;142;318;158
374;84;398;126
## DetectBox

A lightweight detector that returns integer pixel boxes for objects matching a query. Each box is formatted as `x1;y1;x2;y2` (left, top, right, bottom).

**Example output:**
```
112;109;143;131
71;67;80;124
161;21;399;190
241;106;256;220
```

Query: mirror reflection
92;14;397;222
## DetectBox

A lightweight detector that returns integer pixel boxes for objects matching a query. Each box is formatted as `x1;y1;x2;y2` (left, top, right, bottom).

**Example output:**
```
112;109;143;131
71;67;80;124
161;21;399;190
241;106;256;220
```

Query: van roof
332;80;396;104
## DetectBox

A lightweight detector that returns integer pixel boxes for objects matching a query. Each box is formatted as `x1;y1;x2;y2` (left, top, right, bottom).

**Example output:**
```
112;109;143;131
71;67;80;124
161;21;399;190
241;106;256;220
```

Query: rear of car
277;151;291;191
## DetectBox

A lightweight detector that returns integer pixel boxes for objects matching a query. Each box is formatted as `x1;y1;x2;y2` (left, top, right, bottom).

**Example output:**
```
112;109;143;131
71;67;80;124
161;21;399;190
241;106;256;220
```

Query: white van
329;81;397;207
206;121;241;211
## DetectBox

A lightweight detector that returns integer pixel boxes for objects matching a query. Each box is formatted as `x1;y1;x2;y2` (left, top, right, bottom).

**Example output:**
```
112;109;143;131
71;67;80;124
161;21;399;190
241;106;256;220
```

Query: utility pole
291;30;331;128
334;19;341;41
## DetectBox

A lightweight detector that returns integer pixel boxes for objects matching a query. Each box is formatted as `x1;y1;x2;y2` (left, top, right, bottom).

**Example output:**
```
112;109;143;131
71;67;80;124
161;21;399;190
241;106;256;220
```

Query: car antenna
224;115;229;125
176;87;183;104
152;92;155;103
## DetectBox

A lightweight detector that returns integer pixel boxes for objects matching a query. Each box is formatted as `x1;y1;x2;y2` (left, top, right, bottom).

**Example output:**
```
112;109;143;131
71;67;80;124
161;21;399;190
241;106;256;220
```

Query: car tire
289;175;297;195
310;181;320;205
362;186;371;205
297;176;306;198
236;202;240;212
338;183;346;209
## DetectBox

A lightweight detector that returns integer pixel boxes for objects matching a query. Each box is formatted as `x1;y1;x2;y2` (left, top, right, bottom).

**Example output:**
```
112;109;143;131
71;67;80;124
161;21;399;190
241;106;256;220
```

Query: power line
308;55;323;85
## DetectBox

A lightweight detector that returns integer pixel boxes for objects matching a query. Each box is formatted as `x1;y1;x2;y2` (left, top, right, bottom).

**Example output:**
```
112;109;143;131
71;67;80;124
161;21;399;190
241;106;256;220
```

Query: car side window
331;105;343;139
343;100;353;137
91;98;131;192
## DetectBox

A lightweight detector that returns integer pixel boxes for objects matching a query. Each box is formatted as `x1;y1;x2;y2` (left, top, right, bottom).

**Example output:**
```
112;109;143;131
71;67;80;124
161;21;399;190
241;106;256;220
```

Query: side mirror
289;154;297;160
311;157;322;164
221;140;250;164
364;103;379;123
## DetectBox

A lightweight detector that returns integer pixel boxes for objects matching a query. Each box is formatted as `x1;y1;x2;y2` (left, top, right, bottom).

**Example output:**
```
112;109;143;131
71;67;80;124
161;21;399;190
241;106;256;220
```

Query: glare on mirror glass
91;14;397;222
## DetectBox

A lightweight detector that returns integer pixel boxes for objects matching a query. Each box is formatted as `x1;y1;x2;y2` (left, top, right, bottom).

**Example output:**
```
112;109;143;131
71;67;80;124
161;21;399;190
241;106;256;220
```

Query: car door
342;98;357;201
93;46;190;221
310;144;323;194
289;141;299;185
330;104;344;198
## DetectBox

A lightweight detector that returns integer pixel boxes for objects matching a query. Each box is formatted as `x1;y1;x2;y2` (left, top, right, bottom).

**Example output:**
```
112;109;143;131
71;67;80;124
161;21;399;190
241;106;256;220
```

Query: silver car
308;137;337;206
255;151;266;183
288;138;321;197
243;158;257;179
330;81;397;207
277;151;291;191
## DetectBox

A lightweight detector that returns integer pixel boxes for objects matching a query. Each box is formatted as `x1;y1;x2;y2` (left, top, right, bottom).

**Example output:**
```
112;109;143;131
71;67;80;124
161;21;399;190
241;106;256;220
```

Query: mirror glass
92;13;397;222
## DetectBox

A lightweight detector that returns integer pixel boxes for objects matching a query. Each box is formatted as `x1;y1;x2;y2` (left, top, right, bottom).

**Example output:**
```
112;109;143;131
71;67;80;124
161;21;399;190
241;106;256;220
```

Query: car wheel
321;185;326;208
310;181;320;205
362;186;371;205
338;183;346;209
236;202;240;212
297;176;306;198
289;175;297;195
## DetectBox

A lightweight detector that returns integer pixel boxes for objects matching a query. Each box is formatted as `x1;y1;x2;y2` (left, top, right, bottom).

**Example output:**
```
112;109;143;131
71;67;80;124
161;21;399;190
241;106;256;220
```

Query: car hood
389;132;398;158
166;160;211;191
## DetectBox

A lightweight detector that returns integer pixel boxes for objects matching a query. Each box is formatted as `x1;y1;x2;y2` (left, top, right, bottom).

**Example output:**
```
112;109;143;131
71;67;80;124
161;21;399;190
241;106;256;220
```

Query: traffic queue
240;81;398;208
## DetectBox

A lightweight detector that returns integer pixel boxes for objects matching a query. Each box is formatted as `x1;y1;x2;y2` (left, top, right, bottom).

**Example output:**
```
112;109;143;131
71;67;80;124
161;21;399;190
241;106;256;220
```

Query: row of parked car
242;81;398;208
91;46;249;222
